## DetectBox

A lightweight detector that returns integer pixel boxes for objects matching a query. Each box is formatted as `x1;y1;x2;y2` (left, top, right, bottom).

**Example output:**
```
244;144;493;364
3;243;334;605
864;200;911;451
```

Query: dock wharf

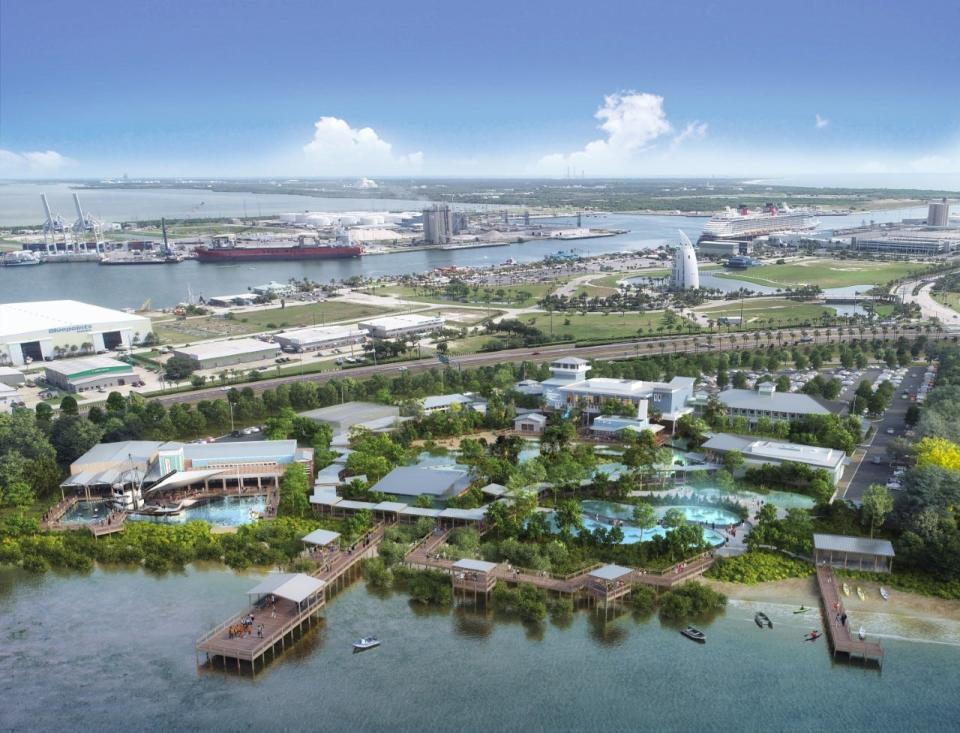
88;511;127;536
196;524;386;674
815;566;883;667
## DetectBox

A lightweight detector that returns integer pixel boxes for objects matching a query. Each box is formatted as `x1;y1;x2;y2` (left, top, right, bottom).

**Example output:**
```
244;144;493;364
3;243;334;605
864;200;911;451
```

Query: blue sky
1;0;958;183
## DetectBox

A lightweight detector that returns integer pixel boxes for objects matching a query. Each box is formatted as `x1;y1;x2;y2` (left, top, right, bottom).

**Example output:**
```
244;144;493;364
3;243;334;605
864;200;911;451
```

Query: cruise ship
700;203;819;241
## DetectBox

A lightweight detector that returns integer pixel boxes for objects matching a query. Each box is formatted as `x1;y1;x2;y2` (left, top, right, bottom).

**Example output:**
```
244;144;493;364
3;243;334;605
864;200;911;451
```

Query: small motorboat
856;587;866;601
879;587;890;601
842;583;850;597
792;606;810;614
754;612;773;629
804;630;821;642
858;626;866;641
352;636;380;651
681;626;706;643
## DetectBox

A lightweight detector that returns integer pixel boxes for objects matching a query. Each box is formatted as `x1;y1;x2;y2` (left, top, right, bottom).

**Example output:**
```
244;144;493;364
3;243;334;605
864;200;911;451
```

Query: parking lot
841;365;927;503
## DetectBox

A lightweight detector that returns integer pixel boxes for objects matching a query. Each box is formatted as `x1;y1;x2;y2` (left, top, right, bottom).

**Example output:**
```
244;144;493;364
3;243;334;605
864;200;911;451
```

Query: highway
146;324;939;409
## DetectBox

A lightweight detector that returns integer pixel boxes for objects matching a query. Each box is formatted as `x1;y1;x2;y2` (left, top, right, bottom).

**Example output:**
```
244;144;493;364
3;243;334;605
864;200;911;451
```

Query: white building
0;300;152;367
0;383;20;412
173;338;280;370
701;432;848;485
358;314;445;339
514;412;547;435
274;325;365;353
671;231;700;290
45;356;136;393
421;393;487;415
0;367;25;388
703;383;834;423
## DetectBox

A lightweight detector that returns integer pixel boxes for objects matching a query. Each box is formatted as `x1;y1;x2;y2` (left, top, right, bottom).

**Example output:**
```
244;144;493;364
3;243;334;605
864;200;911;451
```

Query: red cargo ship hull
195;245;362;262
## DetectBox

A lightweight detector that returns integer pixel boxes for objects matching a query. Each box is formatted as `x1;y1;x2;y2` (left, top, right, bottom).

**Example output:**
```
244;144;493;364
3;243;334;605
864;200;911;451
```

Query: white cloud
815;114;829;129
671;121;708;150
858;160;889;173
539;92;693;175
0;149;74;173
302;117;423;175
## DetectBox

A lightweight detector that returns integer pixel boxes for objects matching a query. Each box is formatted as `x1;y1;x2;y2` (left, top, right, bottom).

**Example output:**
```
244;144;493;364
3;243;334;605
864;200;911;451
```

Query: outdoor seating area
813;534;896;573
452;558;500;596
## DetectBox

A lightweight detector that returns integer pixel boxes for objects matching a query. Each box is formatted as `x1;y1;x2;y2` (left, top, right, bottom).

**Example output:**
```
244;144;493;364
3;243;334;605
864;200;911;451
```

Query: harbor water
1;565;959;732
0;182;929;310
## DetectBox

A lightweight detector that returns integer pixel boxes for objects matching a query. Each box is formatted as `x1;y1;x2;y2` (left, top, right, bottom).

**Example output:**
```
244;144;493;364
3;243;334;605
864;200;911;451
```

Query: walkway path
815;565;883;665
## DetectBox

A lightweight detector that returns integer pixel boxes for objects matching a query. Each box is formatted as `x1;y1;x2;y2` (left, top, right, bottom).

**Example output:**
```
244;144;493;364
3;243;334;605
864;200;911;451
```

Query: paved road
143;325;938;410
840;365;926;503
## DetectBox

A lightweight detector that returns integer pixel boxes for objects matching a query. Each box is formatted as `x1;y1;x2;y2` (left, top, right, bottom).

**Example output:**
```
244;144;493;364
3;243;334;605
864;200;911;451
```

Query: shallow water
1;565;958;732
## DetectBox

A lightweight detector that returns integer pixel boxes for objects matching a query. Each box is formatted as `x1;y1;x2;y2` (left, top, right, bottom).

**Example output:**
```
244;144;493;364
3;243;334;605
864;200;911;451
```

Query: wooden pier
195;524;386;674
815;566;884;667
88;511;127;537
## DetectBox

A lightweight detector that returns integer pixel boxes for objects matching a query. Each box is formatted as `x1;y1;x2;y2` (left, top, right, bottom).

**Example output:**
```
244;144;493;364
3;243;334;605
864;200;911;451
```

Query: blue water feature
592;462;628;480
581;500;741;527
688;486;815;510
61;496;266;527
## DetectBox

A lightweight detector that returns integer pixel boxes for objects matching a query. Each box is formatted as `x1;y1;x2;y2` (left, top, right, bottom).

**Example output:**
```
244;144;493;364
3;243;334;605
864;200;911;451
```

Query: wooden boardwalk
196;524;387;673
405;537;714;596
88;511;127;537
815;566;884;666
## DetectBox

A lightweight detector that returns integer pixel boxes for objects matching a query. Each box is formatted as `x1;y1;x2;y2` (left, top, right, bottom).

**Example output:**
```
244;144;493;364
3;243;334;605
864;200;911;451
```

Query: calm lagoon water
2;565;959;732
61;496;265;527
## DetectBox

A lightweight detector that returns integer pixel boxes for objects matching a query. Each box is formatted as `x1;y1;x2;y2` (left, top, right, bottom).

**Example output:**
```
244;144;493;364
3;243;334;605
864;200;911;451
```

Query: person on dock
257;624;264;638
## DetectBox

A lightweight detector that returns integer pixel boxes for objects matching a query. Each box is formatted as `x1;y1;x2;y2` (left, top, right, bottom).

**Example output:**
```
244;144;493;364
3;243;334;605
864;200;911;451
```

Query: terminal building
173;338;280;370
358;314;445;339
0;300;152;367
44;356;136;393
274;325;365;353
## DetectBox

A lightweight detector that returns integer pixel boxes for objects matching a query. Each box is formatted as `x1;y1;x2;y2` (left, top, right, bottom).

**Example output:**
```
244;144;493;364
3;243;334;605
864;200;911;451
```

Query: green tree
861;483;893;538
59;395;79;415
723;450;745;474
632;502;657;540
164;354;196;381
49;415;103;466
277;463;310;519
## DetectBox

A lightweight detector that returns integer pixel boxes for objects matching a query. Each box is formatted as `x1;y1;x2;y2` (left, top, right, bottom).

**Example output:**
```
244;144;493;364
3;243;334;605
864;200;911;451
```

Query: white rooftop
278;325;364;344
453;558;498;573
176;338;278;360
359;314;444;330
247;573;326;603
0;300;149;339
302;528;341;546
588;564;634;581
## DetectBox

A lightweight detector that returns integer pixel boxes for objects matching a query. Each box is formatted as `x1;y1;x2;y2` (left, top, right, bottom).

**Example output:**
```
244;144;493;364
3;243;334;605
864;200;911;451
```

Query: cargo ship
700;202;819;241
195;233;362;263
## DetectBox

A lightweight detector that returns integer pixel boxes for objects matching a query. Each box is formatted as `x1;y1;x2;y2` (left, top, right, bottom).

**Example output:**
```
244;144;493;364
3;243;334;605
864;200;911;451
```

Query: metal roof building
173;338;280;369
701;432;848;484
712;384;835;423
358;314;445;339
369;466;472;501
813;533;895;573
274;325;365;353
300;401;399;434
0;300;152;367
44;356;135;393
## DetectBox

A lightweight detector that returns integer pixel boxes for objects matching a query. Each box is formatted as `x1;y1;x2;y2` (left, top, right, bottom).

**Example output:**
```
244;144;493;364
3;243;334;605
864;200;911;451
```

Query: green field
713;259;931;289
153;300;398;344
591;264;721;289
932;291;960;312
450;310;696;353
697;298;836;326
378;280;566;307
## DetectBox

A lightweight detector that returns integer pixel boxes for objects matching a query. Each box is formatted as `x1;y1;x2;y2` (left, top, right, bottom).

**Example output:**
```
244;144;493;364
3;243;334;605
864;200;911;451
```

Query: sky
1;0;959;186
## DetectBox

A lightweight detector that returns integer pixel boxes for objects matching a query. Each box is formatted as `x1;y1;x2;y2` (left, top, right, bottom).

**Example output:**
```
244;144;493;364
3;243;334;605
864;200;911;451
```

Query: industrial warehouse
44;356;136;393
0;300;152;367
274;325;366;353
173;338;281;370
358;314;445;339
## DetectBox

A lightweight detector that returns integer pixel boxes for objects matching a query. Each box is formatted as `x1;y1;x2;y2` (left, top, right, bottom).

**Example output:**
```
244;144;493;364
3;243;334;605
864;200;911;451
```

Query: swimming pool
60;496;266;528
580;500;741;527
130;495;265;527
546;504;728;548
687;486;815;510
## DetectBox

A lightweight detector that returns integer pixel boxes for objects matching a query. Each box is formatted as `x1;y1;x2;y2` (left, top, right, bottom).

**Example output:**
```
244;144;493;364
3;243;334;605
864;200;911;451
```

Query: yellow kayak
842;582;850;596
857;587;866;601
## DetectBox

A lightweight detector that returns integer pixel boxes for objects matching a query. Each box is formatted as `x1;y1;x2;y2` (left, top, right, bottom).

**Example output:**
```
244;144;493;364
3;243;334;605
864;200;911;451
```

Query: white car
886;428;896;435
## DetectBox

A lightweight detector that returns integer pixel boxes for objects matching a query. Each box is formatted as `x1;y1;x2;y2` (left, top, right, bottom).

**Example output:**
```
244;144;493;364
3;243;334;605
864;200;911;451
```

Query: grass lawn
378;280;566;307
932;291;960;312
572;284;619;298
713;259;932;289
697;298;836;326
591;264;720;288
448;311;696;353
152;300;398;344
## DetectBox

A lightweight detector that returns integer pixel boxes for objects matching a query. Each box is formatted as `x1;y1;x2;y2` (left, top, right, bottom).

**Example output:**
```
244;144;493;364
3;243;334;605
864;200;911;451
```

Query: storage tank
338;215;360;226
279;213;298;223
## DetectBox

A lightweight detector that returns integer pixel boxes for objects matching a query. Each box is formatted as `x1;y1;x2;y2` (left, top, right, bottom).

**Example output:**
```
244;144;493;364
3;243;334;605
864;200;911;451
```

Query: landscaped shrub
657;581;726;620
707;551;814;584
